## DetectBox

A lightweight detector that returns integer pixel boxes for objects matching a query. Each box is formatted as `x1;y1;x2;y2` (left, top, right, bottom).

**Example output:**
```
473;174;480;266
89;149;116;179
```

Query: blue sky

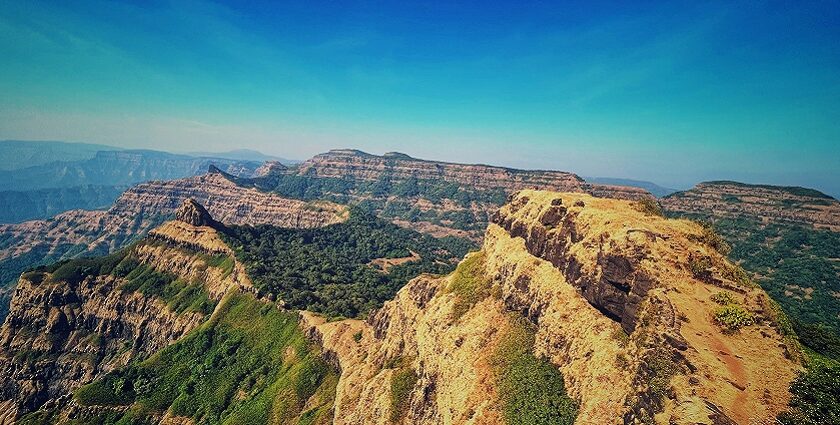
1;1;838;195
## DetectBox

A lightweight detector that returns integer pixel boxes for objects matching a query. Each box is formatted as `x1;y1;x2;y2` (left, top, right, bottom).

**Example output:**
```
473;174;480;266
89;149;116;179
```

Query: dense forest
221;208;473;318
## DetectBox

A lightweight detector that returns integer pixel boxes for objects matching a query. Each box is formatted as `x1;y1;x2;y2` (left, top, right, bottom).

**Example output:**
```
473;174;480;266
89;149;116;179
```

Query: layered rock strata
303;191;799;424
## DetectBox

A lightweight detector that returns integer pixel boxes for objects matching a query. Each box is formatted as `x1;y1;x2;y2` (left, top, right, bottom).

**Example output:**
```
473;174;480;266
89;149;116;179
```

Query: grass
446;251;489;320
73;292;337;424
491;315;578;425
119;263;215;315
389;367;418;423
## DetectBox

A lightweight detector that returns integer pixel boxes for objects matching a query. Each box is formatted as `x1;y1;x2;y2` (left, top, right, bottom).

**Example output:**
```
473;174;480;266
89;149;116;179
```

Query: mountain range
0;142;837;424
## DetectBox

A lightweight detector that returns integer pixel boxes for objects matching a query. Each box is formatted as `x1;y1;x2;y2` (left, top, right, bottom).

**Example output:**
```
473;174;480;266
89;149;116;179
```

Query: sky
0;1;838;195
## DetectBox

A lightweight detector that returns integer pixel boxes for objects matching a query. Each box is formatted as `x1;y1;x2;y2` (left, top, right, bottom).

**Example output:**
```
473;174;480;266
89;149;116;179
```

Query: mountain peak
175;198;215;227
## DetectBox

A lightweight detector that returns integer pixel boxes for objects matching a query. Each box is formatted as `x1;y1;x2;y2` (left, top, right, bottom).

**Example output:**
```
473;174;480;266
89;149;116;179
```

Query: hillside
238;149;654;241
662;182;840;361
0;140;120;171
303;191;800;424
1;192;820;424
0;150;261;192
0;171;347;322
0;185;126;224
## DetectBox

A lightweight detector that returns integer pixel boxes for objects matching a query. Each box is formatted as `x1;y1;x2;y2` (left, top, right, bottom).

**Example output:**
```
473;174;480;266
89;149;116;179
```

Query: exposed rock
0;172;348;266
0;219;250;422
302;190;799;425
174;199;215;227
298;149;651;200
662;181;840;231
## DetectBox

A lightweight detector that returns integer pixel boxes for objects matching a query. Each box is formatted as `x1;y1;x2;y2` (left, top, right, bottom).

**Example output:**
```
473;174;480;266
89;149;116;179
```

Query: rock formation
0;171;348;275
662;181;840;231
303;191;800;424
297;149;650;200
0;206;251;423
174;198;216;227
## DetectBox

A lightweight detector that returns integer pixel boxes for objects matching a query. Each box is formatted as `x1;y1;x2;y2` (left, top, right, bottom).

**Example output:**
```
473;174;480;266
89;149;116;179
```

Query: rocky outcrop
302;191;800;424
298;149;650;200
662;181;840;231
0;172;348;274
174;198;215;227
0;212;248;423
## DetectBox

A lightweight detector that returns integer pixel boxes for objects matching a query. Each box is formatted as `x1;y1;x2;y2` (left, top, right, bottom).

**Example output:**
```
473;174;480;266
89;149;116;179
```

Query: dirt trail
709;334;748;422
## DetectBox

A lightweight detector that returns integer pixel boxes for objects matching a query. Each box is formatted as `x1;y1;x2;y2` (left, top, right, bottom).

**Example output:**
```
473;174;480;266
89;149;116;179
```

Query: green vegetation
119;262;215;315
709;290;755;332
71;292;337;424
633;197;664;217
221;209;471;318
779;355;840;425
389;367;419;423
643;350;679;419
446;251;489;319
669;214;840;360
710;291;736;305
252;173;504;234
24;243;219;316
491;315;578;425
713;304;755;332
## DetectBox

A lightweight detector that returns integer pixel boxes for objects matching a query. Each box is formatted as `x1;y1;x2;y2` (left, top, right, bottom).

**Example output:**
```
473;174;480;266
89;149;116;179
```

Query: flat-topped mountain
0;171;347;302
297;149;650;199
662;181;840;231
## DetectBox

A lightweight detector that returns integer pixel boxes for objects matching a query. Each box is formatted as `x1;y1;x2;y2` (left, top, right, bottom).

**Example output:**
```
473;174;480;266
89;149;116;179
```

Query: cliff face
0;202;251;423
298;149;649;200
662;181;840;231
303;191;799;425
276;149;650;241
0;171;347;287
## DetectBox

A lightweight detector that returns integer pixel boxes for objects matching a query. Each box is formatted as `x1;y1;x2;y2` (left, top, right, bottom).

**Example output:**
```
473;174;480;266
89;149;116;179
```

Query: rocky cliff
298;149;650;200
302;191;800;424
0;201;252;423
662;181;840;231
0;170;347;289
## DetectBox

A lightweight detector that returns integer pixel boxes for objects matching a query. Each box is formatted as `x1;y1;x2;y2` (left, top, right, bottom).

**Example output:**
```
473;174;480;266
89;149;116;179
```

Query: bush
710;291;736;305
713;305;755;332
634;198;664;217
779;360;840;425
447;252;489;320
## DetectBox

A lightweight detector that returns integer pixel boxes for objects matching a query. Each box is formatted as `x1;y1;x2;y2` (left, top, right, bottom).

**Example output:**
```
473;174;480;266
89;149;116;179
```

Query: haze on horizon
0;1;838;196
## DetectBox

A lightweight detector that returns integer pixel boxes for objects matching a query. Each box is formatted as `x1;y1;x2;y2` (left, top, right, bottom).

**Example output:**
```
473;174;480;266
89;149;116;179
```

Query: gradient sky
1;1;838;195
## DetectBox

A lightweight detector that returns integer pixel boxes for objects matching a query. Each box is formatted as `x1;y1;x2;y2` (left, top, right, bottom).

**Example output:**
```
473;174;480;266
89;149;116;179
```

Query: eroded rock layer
662;181;840;230
298;149;650;200
303;191;800;425
0;171;347;265
0;211;250;423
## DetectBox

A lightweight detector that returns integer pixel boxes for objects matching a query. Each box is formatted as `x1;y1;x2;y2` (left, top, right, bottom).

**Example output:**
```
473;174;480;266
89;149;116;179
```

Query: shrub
713;305;755;332
695;222;731;256
634;198;664;217
710;291;736;305
778;360;840;425
447;252;489;320
688;254;712;278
